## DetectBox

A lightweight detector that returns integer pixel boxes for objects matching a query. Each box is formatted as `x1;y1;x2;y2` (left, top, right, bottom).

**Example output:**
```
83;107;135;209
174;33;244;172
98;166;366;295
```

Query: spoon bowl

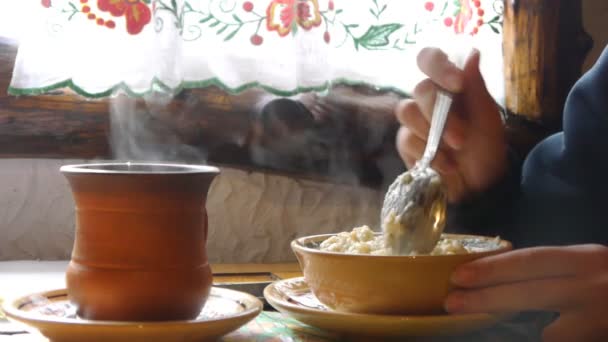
382;166;447;255
382;90;453;255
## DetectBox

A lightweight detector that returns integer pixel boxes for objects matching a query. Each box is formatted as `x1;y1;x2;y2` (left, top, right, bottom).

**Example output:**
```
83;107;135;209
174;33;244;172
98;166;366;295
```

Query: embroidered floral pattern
97;0;152;35
22;0;505;99
427;0;502;36
266;0;322;37
39;0;503;44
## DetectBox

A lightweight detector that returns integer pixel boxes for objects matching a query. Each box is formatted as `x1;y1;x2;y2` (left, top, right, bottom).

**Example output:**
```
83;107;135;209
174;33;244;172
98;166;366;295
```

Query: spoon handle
419;90;453;169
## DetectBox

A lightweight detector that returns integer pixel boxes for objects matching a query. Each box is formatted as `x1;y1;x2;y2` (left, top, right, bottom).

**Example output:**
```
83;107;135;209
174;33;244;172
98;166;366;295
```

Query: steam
109;92;207;163
108;85;404;188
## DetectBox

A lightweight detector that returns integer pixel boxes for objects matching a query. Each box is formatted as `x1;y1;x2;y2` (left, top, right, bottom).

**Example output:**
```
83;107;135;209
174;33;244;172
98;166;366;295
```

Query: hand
395;48;508;202
445;244;608;342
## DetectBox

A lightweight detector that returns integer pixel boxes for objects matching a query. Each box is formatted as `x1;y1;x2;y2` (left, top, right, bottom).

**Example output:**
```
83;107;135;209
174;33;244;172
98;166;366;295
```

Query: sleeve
445;146;523;238
448;45;608;246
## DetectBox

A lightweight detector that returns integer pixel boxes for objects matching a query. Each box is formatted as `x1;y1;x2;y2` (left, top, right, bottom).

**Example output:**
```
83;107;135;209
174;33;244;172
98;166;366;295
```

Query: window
0;0;596;262
4;0;504;187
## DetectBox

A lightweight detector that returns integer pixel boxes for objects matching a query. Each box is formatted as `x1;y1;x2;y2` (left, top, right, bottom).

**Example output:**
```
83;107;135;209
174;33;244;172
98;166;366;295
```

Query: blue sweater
449;46;608;248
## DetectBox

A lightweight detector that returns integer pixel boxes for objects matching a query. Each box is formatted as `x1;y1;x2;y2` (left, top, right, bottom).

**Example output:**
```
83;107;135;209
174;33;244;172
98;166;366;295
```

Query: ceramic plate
264;277;508;338
2;287;262;342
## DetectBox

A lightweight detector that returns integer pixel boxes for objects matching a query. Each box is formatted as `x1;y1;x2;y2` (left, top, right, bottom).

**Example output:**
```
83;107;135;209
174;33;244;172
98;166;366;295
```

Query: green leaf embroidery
440;0;449;16
171;0;177;11
232;14;242;23
369;8;377;19
369;0;387;20
355;23;403;50
209;20;221;28
380;4;387;16
199;15;212;24
488;15;501;24
64;2;79;20
291;22;299;35
224;27;241;41
490;24;500;33
217;24;228;34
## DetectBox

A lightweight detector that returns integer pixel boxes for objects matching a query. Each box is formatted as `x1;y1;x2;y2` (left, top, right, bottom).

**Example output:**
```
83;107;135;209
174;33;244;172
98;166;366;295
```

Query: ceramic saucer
264;277;508;338
2;287;262;342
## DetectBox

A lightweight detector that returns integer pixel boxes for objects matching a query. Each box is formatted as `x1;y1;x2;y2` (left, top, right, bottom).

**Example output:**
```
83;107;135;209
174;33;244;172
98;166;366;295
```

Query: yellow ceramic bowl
291;233;511;315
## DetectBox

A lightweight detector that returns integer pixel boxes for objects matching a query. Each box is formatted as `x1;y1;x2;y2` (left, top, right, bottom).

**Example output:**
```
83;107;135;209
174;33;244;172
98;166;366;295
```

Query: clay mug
61;163;219;321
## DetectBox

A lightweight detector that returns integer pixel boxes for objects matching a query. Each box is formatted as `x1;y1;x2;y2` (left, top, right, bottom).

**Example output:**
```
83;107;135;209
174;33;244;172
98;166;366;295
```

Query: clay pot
61;163;219;321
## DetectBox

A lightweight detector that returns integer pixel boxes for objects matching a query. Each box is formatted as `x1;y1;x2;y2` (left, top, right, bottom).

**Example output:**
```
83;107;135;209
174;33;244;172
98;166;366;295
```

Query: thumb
462;48;500;123
463;48;486;94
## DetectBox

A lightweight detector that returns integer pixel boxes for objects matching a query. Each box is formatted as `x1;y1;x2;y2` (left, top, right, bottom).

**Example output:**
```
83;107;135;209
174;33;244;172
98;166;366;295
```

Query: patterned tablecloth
221;310;554;342
223;311;340;342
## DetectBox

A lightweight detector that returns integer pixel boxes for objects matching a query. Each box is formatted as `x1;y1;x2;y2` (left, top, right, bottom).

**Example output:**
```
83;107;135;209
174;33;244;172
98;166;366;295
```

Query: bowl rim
60;162;220;175
291;232;512;259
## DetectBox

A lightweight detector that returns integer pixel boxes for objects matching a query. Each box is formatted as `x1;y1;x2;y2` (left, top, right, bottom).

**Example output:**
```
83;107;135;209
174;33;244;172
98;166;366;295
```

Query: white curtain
8;0;505;101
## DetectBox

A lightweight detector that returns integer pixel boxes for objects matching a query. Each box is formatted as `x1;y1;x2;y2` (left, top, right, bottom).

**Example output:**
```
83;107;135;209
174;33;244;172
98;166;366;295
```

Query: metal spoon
381;89;453;255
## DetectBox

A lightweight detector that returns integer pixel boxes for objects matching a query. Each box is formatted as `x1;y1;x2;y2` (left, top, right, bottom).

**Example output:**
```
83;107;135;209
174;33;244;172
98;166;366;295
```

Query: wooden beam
503;0;592;157
503;0;592;129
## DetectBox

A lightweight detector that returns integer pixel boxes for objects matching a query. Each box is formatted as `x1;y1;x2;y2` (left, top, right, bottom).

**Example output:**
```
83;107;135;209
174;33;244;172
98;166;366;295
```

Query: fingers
396;126;457;174
462;48;484;92
395;100;429;141
412;79;437;122
395;97;466;150
460;48;502;127
396;126;418;169
445;277;584;313
451;246;608;288
417;47;464;93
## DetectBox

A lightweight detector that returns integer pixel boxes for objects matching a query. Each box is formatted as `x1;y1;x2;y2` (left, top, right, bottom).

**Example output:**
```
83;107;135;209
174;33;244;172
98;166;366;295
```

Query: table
0;261;552;341
0;261;342;341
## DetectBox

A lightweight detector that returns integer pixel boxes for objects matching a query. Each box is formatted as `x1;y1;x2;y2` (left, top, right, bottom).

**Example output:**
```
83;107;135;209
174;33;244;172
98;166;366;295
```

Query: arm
443;47;608;342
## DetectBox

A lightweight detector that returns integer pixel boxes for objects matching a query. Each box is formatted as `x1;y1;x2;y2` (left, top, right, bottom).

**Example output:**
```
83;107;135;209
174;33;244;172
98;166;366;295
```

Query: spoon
381;88;454;255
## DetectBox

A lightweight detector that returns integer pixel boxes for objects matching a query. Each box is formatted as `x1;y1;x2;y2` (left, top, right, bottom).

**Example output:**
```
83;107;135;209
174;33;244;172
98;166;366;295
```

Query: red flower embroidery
266;0;322;37
41;0;52;8
454;0;473;34
97;0;151;35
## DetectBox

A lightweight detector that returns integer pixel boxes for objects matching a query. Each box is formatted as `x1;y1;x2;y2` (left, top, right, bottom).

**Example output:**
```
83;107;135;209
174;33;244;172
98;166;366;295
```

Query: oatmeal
319;226;390;256
319;225;499;256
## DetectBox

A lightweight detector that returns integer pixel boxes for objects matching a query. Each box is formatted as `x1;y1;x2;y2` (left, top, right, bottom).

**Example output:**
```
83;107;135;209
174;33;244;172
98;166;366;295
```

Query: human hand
445;245;608;342
395;48;508;202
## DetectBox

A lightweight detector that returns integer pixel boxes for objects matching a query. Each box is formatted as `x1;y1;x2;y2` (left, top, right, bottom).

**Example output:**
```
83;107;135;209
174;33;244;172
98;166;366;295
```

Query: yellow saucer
264;277;507;338
3;287;262;342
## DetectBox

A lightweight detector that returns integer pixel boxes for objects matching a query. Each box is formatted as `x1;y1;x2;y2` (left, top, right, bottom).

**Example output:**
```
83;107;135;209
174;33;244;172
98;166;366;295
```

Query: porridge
319;225;500;256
